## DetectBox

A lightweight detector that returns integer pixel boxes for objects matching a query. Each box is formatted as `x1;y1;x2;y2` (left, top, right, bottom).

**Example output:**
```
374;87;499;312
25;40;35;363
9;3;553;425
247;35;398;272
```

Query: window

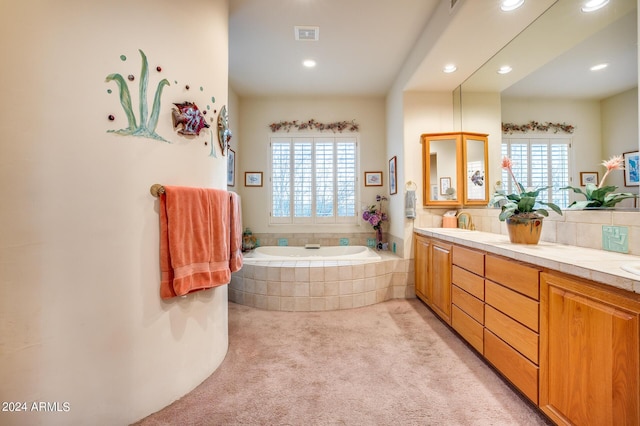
270;136;358;224
502;137;571;208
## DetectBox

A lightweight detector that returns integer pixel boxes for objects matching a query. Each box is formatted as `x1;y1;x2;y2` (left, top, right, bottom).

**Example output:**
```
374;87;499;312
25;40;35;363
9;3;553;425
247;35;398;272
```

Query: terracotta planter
506;215;543;244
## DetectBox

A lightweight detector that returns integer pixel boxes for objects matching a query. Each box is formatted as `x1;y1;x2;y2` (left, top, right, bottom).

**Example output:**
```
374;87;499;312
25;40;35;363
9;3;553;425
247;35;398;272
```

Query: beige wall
235;96;386;235
0;0;230;424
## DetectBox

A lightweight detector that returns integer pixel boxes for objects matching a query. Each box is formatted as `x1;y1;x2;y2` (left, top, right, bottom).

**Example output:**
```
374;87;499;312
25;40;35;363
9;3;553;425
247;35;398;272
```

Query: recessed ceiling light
497;65;513;74
500;0;525;12
590;63;608;71
581;0;609;12
303;59;316;68
443;64;457;73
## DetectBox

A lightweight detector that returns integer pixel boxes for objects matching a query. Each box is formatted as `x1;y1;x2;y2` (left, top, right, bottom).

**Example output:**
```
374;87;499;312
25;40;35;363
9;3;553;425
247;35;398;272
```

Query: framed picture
244;172;263;187
227;148;236;186
579;171;598;186
364;171;383;186
389;156;397;195
623;151;639;186
440;177;451;195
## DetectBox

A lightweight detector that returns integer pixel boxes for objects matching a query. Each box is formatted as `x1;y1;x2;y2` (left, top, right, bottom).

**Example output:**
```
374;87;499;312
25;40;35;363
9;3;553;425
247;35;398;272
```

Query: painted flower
489;156;562;221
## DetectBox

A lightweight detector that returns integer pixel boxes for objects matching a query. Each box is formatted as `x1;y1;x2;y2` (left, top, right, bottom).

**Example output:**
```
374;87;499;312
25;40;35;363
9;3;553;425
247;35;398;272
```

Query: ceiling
229;0;638;100
464;0;637;100
229;0;440;97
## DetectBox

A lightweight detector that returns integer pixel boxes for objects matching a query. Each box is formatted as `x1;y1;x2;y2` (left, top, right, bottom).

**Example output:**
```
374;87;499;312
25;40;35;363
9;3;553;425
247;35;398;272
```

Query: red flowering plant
561;155;638;209
489;156;562;221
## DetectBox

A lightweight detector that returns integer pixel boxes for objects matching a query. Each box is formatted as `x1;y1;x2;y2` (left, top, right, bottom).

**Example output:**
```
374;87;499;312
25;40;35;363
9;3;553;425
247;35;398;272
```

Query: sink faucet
456;212;475;230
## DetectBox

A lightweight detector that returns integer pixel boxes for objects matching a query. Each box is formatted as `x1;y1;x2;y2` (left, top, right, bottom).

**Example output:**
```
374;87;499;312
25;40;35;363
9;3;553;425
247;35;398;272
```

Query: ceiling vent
295;26;319;41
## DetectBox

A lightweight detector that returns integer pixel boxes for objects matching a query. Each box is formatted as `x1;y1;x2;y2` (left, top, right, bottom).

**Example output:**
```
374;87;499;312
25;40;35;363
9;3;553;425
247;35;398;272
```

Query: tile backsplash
416;207;640;256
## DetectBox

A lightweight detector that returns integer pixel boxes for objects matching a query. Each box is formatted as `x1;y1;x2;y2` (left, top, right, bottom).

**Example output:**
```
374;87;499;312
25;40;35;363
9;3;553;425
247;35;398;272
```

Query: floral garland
502;121;575;134
269;119;359;133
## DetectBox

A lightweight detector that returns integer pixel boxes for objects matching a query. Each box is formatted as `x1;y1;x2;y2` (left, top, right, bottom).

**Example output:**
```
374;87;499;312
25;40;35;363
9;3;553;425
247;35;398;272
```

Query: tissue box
442;216;457;228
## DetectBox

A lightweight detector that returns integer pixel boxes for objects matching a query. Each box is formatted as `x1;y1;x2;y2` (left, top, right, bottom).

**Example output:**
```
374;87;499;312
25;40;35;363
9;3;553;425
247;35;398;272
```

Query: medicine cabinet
420;132;488;207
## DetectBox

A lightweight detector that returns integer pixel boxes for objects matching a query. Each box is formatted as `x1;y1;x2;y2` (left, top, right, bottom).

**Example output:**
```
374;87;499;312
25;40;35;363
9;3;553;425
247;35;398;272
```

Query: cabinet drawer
485;280;539;332
485;305;538;364
484;329;539;404
452;305;483;354
485;255;539;300
452;245;484;275
452;266;484;300
452;285;484;324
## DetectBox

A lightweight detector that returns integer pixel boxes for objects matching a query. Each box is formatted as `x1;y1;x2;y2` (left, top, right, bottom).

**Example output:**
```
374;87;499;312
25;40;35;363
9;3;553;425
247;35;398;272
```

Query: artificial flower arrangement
561;155;638;209
362;195;388;248
362;195;388;229
489;156;563;221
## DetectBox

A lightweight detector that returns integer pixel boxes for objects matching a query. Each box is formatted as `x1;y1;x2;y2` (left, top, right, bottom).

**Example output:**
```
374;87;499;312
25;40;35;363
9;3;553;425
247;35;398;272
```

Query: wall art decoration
364;171;383;187
171;102;210;136
105;49;171;142
245;172;263;187
269;119;359;133
580;172;599;186
217;105;232;156
623;151;639;186
389;156;397;195
440;177;451;195
105;49;221;158
227;148;236;187
501;121;575;134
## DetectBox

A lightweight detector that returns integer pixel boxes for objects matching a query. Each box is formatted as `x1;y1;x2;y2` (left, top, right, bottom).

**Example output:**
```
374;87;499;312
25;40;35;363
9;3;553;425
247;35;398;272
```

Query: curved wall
0;0;230;424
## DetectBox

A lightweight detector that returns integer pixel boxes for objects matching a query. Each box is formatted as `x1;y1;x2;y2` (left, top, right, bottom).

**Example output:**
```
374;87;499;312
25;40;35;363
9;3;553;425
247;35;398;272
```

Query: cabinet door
540;272;640;426
430;241;452;324
414;235;430;303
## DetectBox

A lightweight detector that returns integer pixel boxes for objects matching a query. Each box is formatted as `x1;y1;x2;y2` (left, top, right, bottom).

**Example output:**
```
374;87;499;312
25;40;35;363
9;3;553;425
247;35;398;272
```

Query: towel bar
150;184;165;197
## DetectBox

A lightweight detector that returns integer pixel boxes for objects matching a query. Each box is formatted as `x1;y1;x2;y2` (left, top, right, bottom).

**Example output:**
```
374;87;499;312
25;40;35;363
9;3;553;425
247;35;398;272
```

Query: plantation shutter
502;137;571;208
270;136;358;225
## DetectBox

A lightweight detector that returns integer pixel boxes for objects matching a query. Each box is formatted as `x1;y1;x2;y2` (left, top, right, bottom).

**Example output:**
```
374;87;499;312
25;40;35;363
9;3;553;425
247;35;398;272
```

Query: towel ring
405;181;417;191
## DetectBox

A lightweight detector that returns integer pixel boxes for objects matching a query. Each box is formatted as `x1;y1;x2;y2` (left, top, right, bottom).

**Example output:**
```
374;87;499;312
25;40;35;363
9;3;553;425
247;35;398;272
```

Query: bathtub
230;245;410;312
247;245;381;261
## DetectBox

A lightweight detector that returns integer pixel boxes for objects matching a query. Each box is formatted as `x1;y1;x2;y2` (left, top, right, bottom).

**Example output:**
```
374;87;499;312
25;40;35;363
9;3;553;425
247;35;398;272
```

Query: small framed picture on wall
580;171;598;186
364;171;383;186
245;172;263;187
623;151;639;186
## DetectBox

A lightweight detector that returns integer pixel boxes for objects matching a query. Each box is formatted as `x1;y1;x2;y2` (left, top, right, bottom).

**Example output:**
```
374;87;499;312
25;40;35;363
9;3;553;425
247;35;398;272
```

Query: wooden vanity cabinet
414;234;430;303
484;255;541;404
430;240;452;324
451;245;485;353
540;272;640;426
414;232;640;424
413;235;452;324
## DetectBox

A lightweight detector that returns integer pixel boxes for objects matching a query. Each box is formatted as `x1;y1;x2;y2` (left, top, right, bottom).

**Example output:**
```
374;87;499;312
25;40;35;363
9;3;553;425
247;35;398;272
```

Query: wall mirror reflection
459;0;638;210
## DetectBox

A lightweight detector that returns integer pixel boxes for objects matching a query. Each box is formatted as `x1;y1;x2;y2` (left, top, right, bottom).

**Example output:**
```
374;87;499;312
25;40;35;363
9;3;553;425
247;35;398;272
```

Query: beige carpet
134;299;551;425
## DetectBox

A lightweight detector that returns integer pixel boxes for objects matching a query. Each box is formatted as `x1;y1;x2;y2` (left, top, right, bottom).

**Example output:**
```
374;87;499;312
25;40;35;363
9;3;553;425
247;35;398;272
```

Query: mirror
458;0;638;207
421;132;489;207
463;134;489;205
421;133;462;207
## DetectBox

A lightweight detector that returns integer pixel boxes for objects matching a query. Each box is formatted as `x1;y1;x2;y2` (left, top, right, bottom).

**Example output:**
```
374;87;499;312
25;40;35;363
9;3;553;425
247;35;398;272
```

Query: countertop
414;227;640;295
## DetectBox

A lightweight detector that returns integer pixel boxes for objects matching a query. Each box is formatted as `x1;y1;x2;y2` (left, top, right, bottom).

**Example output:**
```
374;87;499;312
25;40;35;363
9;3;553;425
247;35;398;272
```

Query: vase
375;227;383;250
506;215;543;244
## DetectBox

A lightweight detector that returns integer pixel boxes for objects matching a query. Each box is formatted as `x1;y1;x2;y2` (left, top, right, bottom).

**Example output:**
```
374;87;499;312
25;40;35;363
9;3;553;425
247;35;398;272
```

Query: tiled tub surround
414;227;640;294
229;251;413;311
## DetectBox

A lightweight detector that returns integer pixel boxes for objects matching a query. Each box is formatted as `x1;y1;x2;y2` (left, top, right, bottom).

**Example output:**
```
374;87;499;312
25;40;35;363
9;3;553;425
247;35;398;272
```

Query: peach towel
159;186;231;299
229;192;243;273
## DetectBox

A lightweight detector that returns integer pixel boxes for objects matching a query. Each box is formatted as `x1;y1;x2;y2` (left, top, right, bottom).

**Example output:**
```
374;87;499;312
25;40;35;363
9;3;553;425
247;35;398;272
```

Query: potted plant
561;155;638;209
489;156;562;244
